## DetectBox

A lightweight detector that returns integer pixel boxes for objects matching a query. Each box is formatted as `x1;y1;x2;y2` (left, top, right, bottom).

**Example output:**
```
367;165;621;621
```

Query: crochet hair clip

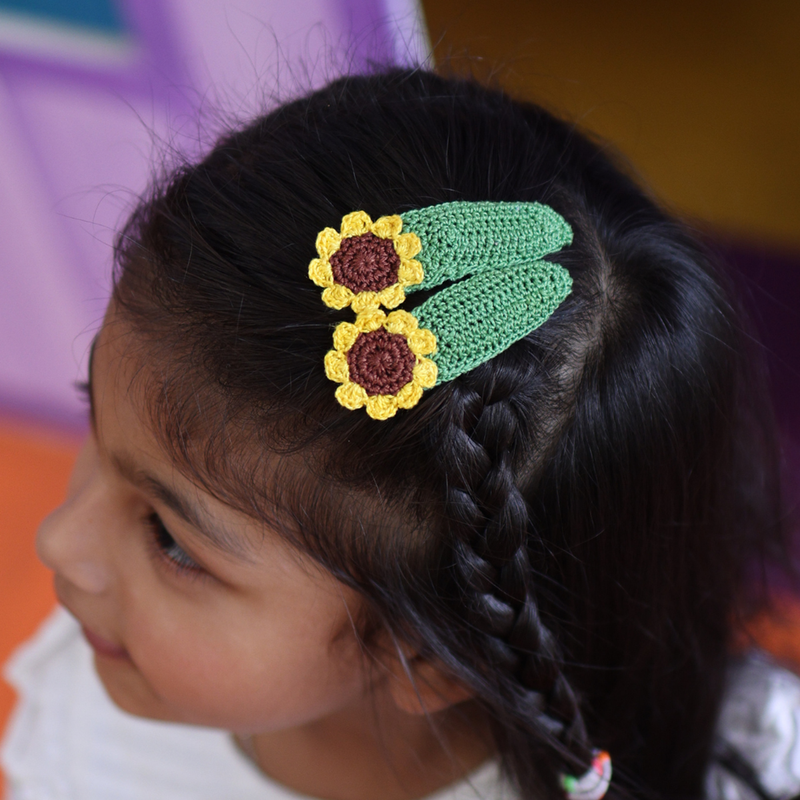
309;201;573;420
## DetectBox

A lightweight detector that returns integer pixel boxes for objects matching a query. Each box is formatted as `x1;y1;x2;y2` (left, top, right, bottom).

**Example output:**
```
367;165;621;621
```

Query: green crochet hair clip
308;200;573;420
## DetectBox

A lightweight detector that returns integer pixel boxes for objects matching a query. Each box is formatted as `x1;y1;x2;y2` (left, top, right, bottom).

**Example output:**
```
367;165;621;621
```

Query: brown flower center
347;330;416;396
330;233;400;293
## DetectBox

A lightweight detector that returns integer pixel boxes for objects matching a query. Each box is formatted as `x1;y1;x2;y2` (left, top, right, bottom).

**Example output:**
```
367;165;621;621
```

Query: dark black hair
113;68;786;800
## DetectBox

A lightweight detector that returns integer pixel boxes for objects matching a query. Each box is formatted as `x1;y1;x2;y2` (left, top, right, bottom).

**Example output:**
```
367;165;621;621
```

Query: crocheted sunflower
324;310;437;420
308;211;423;312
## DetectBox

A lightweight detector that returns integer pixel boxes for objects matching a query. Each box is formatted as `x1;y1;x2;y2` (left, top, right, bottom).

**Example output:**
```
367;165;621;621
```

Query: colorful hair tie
309;201;573;420
560;750;612;800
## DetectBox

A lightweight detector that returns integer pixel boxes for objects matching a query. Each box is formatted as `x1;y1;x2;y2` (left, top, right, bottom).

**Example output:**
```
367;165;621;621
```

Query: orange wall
0;421;78;738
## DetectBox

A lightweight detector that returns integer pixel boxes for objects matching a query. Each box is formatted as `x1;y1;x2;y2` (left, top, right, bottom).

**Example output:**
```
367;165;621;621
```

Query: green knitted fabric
412;260;573;384
400;201;573;293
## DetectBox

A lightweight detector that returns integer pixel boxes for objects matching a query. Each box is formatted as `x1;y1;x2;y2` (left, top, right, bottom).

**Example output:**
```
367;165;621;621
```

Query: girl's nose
36;438;113;595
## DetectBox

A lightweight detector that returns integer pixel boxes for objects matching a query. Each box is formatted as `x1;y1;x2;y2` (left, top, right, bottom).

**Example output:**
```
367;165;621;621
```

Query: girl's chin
91;657;242;729
91;655;178;723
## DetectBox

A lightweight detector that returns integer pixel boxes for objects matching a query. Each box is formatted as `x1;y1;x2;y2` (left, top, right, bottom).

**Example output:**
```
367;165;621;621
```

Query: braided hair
113;69;786;800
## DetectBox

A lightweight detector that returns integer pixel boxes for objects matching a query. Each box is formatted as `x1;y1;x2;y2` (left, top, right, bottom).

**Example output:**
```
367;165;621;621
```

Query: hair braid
440;364;593;786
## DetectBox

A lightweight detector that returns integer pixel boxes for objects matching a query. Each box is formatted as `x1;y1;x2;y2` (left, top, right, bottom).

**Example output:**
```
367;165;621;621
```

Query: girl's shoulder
707;652;800;800
0;608;511;800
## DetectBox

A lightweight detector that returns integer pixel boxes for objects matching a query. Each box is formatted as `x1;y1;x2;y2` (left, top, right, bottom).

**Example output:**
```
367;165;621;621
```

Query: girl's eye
146;513;205;578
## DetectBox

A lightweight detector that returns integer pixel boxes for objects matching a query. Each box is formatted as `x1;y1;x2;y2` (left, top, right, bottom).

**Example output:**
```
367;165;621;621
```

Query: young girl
2;68;799;800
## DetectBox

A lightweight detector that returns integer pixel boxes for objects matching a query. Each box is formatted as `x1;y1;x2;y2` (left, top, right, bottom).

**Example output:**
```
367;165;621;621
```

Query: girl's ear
384;651;476;715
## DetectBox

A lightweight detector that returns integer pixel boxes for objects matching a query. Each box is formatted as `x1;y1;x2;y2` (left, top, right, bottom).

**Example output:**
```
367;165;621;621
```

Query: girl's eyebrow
111;451;252;561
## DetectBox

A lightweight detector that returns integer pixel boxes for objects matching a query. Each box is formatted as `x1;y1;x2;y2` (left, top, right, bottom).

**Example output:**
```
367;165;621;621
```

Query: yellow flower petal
332;322;360;352
322;285;355;309
395;382;423;409
408;328;437;356
351;292;381;314
336;382;367;410
377;284;406;309
397;258;424;286
393;232;421;259
340;211;371;237
356;309;387;332
308;258;334;288
324;350;350;383
366;395;398;420
385;310;418;336
316;228;342;259
372;215;403;239
414;358;438;388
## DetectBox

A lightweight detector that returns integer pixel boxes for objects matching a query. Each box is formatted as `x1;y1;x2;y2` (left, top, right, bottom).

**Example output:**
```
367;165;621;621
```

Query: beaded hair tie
561;750;612;800
309;201;573;420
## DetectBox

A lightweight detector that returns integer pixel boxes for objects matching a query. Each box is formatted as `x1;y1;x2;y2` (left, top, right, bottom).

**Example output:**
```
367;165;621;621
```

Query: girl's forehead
91;314;164;443
92;307;213;457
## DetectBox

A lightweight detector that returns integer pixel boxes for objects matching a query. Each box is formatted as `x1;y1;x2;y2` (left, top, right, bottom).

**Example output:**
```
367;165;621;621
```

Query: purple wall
714;242;800;498
0;0;428;431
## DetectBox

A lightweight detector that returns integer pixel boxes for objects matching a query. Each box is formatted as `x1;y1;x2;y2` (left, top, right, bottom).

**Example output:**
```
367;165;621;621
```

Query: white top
706;653;800;800
2;608;800;800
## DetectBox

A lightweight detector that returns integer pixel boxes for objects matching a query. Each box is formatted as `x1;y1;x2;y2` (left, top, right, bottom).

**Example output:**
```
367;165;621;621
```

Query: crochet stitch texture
309;212;422;312
311;201;573;418
324;309;438;420
401;201;572;292
414;260;572;383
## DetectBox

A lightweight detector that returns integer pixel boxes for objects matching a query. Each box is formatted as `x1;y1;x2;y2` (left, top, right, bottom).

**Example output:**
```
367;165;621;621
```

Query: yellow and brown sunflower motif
308;211;423;312
324;310;438;419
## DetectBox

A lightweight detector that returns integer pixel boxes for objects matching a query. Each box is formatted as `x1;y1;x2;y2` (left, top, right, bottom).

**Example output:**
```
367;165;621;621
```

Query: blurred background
0;0;798;776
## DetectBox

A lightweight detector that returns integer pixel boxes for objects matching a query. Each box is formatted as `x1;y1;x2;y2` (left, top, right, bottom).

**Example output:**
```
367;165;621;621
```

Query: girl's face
36;314;371;733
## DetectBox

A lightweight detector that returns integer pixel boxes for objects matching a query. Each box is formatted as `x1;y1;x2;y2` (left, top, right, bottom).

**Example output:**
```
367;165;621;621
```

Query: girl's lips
81;626;130;661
